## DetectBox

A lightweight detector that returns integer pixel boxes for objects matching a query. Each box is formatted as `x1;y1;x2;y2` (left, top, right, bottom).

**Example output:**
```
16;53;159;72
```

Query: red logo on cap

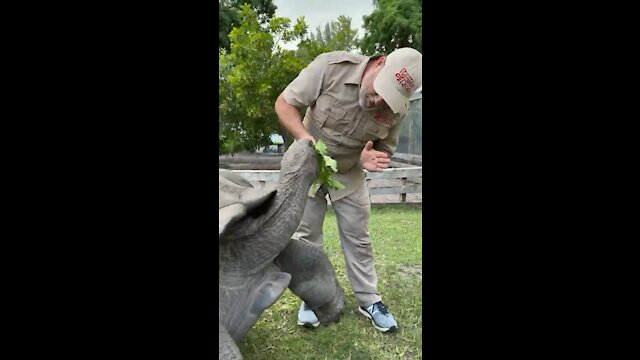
395;68;415;92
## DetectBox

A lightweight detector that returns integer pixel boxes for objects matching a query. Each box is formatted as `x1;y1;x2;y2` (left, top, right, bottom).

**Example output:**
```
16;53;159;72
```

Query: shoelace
367;302;389;316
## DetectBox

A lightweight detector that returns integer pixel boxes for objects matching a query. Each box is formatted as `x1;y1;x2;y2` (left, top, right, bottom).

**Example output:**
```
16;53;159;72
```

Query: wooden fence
230;167;422;204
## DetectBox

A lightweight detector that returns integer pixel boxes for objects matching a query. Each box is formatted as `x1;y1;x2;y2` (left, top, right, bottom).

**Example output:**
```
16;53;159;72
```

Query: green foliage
218;6;362;154
360;0;422;55
310;140;345;195
330;16;360;52
308;16;360;52
218;3;237;51
324;23;332;45
219;0;278;51
219;4;308;154
295;38;332;65
294;15;360;68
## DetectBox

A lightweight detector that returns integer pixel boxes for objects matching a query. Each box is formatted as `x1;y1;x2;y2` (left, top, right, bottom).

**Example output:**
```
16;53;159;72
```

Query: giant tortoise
219;139;346;359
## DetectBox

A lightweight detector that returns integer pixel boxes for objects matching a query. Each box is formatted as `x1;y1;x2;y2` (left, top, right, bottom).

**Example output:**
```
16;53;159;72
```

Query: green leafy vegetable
310;140;345;195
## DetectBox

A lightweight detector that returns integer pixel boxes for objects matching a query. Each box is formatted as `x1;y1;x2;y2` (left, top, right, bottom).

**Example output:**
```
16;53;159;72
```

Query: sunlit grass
238;204;423;360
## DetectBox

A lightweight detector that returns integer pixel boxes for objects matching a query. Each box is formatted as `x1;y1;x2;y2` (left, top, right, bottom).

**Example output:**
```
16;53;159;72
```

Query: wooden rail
220;152;422;170
229;167;422;203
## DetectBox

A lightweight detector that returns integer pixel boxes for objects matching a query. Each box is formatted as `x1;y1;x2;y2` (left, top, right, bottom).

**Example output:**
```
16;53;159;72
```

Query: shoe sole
358;307;398;333
297;321;320;328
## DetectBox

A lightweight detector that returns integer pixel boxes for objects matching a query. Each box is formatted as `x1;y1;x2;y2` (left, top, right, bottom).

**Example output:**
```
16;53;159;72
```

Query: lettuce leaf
310;140;345;195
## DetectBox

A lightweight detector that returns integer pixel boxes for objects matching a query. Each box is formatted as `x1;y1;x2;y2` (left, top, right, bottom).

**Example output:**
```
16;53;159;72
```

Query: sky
273;0;375;50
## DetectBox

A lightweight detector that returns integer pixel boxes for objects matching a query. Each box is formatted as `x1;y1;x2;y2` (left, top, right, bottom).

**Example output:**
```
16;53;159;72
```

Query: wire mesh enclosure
396;87;422;155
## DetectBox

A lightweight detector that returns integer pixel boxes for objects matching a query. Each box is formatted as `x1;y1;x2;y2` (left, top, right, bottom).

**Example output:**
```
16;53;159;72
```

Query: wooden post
408;114;413;155
401;177;407;203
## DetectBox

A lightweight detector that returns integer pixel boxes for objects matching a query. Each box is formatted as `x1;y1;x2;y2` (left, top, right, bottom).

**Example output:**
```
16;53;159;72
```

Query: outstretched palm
360;141;391;172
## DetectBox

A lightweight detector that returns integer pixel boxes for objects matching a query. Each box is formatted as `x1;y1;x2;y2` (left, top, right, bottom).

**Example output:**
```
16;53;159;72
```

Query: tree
219;3;236;51
219;8;362;153
218;0;278;51
295;38;332;66
305;16;359;52
314;26;324;44
360;0;422;55
294;16;360;77
324;23;332;45
219;4;308;154
328;16;360;52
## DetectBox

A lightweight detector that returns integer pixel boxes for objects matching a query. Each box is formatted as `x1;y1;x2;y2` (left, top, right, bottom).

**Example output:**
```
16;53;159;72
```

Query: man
274;47;422;333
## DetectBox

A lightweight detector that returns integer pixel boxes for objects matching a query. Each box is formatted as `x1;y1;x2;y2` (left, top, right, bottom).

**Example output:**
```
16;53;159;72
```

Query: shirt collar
344;53;384;85
344;56;372;85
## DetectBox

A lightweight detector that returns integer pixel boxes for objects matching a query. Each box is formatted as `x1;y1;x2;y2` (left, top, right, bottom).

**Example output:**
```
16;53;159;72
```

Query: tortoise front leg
274;238;345;323
219;322;242;360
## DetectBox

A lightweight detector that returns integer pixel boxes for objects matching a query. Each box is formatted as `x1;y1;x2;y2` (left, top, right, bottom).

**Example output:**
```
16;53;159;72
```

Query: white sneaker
297;301;319;328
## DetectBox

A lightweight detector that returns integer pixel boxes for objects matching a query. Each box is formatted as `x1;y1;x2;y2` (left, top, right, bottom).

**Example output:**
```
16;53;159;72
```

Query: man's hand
360;141;391;172
298;133;316;144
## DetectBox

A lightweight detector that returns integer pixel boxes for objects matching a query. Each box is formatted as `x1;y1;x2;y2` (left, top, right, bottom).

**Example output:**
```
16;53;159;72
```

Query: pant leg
330;184;382;308
292;186;328;246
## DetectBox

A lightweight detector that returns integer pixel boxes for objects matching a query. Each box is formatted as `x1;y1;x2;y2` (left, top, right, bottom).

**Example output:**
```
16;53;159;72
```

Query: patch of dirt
397;264;422;280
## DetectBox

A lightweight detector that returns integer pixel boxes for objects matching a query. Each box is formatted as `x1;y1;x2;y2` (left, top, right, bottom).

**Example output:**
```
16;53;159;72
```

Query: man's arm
274;54;326;142
274;94;314;142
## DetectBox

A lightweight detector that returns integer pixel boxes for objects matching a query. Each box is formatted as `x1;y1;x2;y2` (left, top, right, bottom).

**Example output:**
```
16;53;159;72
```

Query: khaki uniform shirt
283;51;403;201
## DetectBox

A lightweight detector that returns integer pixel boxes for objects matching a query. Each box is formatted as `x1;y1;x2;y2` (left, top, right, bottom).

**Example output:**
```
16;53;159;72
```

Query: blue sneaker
358;302;398;332
297;302;319;328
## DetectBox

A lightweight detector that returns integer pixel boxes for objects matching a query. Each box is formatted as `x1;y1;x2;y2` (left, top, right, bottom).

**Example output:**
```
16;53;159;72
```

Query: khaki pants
292;183;381;308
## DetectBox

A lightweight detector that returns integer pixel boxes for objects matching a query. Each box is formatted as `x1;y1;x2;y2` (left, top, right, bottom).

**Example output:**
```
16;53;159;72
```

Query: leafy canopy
309;15;360;52
219;0;278;51
219;4;364;154
219;4;308;154
360;0;422;55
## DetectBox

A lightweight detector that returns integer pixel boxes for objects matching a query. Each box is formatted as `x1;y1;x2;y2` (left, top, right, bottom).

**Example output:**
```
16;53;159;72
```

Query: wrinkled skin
219;140;345;359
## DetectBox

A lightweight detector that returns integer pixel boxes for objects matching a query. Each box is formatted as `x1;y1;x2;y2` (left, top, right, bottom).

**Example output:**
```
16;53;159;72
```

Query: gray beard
358;87;377;112
359;68;387;112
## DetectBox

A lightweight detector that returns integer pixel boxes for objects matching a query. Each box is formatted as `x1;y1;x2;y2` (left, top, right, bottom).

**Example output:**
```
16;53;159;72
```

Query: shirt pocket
362;118;389;142
313;95;352;133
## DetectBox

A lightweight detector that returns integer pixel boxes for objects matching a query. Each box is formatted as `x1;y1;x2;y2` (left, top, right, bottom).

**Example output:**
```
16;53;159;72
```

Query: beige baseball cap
373;47;422;115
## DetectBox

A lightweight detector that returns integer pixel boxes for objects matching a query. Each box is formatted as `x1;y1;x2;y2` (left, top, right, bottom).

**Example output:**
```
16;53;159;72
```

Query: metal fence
396;90;422;155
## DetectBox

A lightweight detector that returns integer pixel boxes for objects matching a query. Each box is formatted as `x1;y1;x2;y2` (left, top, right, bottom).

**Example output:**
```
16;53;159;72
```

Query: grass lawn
238;204;423;360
